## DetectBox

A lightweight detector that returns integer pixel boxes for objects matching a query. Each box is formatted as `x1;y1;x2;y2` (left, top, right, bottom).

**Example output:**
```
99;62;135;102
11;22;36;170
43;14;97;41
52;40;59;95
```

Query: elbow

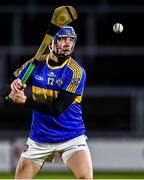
53;105;66;118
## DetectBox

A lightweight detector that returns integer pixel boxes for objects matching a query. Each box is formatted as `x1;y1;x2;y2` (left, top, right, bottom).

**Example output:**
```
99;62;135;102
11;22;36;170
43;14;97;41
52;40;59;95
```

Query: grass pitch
1;171;144;179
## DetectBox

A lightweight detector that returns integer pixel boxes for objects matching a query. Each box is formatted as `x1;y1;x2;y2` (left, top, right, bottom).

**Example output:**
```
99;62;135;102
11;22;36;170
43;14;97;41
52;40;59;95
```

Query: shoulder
67;57;86;76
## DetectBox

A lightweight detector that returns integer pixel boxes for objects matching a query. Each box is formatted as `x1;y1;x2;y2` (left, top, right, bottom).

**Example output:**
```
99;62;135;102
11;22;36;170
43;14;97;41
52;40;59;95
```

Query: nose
64;37;71;43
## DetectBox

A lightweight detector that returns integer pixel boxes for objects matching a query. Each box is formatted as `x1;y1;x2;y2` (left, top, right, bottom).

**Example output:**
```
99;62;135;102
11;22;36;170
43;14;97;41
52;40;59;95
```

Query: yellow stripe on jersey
67;59;83;93
73;96;82;103
32;86;59;102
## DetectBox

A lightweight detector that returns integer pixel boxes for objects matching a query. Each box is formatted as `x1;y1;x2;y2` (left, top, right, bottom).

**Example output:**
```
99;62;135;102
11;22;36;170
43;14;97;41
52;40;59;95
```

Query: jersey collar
46;54;70;69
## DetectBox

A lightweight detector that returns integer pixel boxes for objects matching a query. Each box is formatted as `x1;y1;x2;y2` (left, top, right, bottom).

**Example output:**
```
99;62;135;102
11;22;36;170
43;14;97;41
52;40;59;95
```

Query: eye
57;37;62;41
70;37;74;41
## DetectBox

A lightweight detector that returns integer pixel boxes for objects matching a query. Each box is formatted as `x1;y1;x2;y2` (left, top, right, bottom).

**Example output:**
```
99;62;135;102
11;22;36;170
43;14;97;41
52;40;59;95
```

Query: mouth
61;49;71;54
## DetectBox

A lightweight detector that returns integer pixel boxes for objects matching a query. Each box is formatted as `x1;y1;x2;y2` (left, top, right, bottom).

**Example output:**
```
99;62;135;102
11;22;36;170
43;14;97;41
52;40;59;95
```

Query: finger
11;80;22;92
16;79;23;86
15;80;23;89
15;79;26;90
11;84;20;93
23;84;27;89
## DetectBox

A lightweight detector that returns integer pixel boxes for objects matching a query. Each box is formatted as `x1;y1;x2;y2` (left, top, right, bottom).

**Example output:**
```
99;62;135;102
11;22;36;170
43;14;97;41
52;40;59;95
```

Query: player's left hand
9;89;27;104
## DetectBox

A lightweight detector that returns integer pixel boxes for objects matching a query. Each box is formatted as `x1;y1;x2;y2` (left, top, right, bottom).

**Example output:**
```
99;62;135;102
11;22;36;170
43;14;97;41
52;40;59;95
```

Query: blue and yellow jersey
14;54;86;143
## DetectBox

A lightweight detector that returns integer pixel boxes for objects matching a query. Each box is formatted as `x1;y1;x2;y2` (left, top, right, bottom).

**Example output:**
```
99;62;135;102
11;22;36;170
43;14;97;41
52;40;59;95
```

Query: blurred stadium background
1;0;144;179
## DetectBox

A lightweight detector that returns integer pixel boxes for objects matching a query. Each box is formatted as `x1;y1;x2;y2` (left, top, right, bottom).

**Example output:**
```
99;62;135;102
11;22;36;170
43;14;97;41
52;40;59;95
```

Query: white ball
113;23;123;33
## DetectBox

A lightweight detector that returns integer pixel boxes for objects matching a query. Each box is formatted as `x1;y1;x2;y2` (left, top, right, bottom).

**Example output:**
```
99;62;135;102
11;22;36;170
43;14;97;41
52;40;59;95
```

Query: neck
49;53;58;62
49;52;69;62
48;52;69;66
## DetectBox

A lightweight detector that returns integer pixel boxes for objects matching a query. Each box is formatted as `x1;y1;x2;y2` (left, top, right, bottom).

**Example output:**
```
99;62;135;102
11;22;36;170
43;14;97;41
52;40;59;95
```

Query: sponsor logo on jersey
47;72;56;77
35;75;44;81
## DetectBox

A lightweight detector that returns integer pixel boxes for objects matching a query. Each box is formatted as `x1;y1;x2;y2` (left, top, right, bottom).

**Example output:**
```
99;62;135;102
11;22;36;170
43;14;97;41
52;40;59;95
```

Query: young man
9;25;93;179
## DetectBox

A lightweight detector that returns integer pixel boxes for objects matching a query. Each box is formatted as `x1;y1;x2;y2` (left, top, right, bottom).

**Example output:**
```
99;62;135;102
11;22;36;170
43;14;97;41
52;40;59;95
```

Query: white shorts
21;135;89;166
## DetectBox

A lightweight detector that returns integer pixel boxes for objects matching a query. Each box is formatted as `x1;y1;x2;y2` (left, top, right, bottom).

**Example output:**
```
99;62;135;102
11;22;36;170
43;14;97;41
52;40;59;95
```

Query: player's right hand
9;89;27;104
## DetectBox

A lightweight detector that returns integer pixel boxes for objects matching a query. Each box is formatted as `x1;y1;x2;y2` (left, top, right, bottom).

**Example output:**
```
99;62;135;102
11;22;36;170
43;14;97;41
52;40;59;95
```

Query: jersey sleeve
61;62;86;96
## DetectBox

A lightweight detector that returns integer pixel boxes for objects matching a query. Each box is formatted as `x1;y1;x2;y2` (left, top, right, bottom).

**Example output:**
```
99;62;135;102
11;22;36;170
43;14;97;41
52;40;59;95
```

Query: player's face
53;36;75;56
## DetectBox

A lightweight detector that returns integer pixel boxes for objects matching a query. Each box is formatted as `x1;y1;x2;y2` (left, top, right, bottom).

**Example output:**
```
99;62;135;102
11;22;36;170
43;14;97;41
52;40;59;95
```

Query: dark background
1;0;144;138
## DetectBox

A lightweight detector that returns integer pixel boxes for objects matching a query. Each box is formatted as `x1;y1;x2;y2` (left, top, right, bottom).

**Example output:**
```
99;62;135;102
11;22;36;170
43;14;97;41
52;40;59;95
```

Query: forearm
25;91;77;118
25;96;61;117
